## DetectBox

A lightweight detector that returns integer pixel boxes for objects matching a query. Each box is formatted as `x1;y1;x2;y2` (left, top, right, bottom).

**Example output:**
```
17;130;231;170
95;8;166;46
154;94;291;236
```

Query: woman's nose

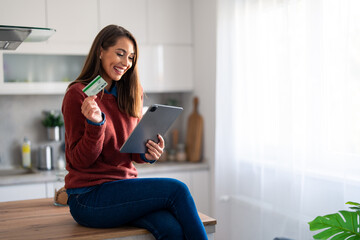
121;57;130;67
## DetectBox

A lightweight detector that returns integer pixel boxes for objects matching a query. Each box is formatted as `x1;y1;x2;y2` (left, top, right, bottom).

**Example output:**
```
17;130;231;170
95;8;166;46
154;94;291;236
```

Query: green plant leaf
42;112;64;127
309;210;360;240
347;202;360;207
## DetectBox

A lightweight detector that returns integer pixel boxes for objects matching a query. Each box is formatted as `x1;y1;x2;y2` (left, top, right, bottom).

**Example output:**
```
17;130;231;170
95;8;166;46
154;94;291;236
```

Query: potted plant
309;201;360;239
42;111;64;141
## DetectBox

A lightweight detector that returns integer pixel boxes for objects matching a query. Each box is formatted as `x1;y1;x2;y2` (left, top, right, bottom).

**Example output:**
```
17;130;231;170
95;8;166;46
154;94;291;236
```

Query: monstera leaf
309;202;360;240
347;202;360;212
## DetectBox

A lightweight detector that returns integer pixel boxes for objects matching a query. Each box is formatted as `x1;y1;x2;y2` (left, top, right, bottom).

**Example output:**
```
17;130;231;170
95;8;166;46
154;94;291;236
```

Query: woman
62;25;208;240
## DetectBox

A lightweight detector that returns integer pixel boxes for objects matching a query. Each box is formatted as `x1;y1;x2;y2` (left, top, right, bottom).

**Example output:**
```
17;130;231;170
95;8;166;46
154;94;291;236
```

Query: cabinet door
148;0;192;44
99;0;147;44
191;170;210;214
0;183;47;202
137;169;209;213
46;0;98;47
0;0;46;27
139;45;193;92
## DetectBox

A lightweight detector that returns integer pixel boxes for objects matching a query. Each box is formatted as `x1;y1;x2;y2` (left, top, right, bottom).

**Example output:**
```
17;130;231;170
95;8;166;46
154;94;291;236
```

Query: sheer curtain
215;0;360;239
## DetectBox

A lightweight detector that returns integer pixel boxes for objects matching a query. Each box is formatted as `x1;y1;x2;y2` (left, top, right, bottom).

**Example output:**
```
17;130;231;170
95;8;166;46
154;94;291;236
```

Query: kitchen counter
136;161;209;174
0;162;209;186
0;168;60;186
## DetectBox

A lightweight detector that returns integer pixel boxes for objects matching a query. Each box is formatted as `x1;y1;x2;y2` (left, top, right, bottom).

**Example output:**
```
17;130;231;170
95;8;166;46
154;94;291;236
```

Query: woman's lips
114;66;126;75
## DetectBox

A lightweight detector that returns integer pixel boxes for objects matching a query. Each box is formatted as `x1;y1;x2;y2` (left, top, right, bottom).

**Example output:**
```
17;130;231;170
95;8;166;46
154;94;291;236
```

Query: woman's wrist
140;153;156;164
86;112;106;126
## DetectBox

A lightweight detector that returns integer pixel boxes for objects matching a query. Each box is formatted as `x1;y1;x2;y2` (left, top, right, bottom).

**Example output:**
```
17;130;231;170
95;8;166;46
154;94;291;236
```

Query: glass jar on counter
176;143;187;162
53;169;67;207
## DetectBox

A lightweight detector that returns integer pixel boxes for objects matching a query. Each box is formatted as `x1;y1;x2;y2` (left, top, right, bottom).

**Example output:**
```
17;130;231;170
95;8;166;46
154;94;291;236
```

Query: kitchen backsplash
0;94;64;168
0;92;191;168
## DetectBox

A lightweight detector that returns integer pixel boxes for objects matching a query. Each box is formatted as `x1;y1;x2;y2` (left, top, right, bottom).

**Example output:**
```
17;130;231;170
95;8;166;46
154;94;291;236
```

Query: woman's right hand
81;95;103;123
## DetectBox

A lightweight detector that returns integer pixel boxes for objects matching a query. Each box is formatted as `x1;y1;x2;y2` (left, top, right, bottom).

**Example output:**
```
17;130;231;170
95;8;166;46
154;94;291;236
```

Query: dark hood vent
0;25;56;50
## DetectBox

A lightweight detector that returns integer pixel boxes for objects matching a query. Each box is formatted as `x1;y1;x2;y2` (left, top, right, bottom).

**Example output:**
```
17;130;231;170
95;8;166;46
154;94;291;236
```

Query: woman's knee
166;178;190;194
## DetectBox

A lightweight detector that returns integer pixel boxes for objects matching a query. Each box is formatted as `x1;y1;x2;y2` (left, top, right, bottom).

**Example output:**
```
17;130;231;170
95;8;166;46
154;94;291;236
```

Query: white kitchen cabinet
148;0;192;44
0;0;98;55
0;0;194;94
0;183;47;202
0;165;209;214
99;0;147;44
138;167;210;214
191;170;210;214
139;45;193;92
99;0;192;45
0;181;64;202
0;0;46;27
46;0;98;51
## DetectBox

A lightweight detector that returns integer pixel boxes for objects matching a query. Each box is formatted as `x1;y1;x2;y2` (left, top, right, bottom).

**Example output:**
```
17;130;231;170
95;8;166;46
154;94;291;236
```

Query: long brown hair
68;25;142;118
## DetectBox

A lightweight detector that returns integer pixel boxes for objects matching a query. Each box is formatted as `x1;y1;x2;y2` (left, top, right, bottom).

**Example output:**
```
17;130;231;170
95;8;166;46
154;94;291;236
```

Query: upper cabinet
0;0;194;94
139;45;193;92
46;0;98;48
99;0;192;45
98;0;193;92
148;0;192;44
99;0;148;44
0;0;46;27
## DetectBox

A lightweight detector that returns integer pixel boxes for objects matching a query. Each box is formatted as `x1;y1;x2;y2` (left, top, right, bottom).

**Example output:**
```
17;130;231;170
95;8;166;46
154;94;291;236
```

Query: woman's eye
117;53;123;57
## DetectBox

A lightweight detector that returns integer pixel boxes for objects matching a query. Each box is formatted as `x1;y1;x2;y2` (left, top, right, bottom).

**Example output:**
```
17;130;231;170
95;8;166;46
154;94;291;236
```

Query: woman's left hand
145;134;165;161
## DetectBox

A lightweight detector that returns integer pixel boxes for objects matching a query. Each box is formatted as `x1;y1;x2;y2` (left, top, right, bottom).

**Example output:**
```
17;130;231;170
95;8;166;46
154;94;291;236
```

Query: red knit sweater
62;83;145;189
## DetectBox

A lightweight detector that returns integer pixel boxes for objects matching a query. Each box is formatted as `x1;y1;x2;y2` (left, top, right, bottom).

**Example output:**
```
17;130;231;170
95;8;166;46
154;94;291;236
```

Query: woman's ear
99;47;103;60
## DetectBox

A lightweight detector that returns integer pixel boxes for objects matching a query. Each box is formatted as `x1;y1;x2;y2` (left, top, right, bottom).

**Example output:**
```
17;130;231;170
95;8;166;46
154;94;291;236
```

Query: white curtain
215;0;360;239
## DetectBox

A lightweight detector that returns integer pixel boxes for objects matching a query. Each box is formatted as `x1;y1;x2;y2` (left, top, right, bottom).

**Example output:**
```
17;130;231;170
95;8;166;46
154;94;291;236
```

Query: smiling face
100;36;135;88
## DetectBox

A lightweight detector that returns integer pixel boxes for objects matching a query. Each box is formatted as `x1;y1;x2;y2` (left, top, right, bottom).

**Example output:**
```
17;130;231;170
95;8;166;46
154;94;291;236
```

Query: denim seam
75;196;170;210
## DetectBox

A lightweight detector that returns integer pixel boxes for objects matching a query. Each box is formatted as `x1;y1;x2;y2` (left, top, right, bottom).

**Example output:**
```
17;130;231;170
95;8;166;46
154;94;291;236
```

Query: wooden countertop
0;198;216;240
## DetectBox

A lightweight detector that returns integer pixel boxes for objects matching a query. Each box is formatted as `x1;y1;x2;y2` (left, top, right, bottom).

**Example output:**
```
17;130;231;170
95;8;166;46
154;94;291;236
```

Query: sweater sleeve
131;153;156;164
62;85;106;169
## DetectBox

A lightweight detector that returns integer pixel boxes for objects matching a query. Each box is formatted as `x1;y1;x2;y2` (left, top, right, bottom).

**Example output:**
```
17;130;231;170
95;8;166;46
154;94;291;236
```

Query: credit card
82;75;108;96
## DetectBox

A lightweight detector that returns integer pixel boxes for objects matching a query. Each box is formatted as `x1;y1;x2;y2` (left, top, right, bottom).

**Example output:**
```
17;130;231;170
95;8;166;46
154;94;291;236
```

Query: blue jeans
67;178;208;240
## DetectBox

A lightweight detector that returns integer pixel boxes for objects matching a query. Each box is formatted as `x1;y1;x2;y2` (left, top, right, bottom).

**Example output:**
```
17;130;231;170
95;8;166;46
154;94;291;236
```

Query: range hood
0;25;56;50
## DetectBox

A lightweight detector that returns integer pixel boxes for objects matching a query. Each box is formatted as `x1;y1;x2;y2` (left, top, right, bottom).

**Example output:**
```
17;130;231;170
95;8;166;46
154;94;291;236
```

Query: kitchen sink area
0;167;60;186
0;168;36;177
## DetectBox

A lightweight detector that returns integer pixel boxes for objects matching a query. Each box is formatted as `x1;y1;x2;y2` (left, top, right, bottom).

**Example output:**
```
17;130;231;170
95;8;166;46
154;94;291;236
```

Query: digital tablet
120;104;183;153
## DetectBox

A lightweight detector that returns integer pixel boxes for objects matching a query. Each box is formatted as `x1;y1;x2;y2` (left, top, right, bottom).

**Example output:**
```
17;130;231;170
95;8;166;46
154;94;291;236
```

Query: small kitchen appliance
38;145;54;170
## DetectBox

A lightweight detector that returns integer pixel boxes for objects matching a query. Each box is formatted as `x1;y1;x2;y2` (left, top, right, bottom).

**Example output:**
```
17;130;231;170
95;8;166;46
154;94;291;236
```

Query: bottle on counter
22;137;31;169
